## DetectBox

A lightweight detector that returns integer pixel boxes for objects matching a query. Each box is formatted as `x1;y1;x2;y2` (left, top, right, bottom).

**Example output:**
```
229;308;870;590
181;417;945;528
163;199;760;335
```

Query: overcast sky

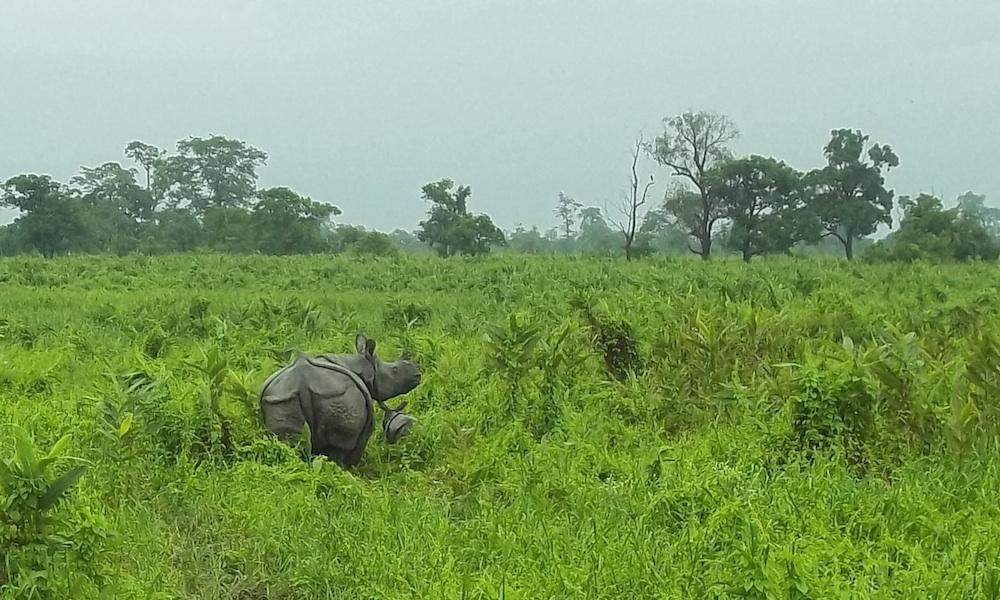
2;1;998;232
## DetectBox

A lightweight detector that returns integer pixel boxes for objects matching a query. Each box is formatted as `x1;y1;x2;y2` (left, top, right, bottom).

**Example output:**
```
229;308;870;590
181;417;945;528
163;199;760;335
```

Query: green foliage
553;191;582;240
865;193;1000;262
154;134;268;214
1;428;110;597
708;154;816;261
416;179;506;257
329;224;399;256
0;174;88;258
251;186;340;255
804;128;900;259
649;110;740;258
1;253;1000;597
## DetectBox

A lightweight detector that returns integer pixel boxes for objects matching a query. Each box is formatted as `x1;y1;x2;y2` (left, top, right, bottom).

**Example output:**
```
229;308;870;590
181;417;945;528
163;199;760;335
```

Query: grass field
2;254;1000;598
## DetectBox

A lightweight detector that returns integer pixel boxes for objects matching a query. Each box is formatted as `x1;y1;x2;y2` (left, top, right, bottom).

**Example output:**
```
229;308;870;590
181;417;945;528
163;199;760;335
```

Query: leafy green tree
154;135;267;215
506;225;554;255
707;155;814;262
124;140;164;191
72;162;154;224
639;202;702;255
416;179;505;257
202;206;254;252
956;191;1000;238
71;162;155;253
866;193;999;262
648;110;740;259
554;192;582;240
803;128;899;260
327;224;399;256
147;207;203;252
0;174;88;258
350;231;398;256
251;186;339;254
388;229;429;253
576;207;620;256
0;223;26;255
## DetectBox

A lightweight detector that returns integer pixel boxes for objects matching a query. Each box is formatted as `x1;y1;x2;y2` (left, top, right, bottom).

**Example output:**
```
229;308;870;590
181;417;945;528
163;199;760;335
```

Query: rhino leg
311;396;374;467
319;446;361;468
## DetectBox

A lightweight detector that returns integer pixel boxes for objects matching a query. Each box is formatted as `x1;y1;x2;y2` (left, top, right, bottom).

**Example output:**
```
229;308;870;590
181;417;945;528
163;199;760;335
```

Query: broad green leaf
118;413;134;438
13;427;39;476
40;465;87;510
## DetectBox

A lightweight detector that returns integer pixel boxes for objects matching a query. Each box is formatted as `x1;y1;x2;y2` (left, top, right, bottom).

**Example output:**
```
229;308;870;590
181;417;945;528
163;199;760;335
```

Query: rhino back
261;356;373;453
259;357;315;439
304;360;374;454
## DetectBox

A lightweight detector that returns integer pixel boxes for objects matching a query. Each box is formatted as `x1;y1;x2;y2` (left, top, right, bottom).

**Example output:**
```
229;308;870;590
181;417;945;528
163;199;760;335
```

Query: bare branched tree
646;110;739;259
611;134;655;261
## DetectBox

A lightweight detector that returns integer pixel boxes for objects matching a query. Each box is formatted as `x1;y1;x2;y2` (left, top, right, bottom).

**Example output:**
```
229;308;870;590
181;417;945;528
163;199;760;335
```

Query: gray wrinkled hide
258;334;420;467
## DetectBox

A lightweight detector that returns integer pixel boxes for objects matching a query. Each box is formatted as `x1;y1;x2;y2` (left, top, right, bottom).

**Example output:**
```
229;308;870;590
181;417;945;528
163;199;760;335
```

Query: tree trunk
742;247;752;263
845;236;854;260
693;199;713;259
699;233;712;260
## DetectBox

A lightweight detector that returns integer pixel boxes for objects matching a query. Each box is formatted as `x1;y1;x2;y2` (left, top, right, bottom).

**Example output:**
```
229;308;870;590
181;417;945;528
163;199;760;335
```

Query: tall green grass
2;253;999;598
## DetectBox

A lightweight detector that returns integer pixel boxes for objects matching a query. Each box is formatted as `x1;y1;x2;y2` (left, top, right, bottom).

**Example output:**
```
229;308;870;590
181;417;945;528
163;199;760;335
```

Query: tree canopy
648;110;740;259
707;155;815;262
416;179;505;257
804;129;899;260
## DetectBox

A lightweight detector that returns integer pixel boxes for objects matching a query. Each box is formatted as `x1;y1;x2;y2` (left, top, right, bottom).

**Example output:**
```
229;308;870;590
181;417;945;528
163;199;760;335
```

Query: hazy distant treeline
2;110;998;262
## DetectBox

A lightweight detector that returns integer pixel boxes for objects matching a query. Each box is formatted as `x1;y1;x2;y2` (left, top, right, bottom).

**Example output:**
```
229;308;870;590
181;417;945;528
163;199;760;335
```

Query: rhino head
355;333;421;405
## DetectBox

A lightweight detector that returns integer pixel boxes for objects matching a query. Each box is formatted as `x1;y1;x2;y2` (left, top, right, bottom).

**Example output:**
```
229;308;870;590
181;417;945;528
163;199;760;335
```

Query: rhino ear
365;338;377;356
355;333;368;355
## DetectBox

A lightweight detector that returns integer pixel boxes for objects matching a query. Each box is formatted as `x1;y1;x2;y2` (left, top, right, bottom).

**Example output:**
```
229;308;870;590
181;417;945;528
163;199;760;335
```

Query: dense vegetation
2;253;1000;598
4;112;998;263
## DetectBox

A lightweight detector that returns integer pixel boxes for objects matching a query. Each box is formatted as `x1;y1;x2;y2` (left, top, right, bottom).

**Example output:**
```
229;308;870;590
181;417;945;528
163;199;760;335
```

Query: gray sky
2;1;998;233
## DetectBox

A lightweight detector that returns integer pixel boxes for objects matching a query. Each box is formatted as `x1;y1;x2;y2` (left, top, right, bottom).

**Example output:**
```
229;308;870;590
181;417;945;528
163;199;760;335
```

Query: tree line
0;136;400;258
2;112;998;262
603;111;999;262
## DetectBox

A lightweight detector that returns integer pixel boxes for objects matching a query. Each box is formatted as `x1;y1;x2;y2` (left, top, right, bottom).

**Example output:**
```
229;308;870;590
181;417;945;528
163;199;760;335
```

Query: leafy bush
0;428;111;597
865;193;1000;262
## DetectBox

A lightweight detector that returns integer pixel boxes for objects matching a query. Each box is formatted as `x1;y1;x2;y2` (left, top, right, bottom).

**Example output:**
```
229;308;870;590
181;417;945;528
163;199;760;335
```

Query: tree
506;225;553;255
803;128;899;260
202;206;255;252
72;162;153;224
416;179;505;257
154;135;268;215
638;204;691;254
707;155;813;262
648;110;739;259
327;225;398;256
0;174;88;258
956;191;1000;238
576;207;620;256
611;135;655;261
388;229;429;253
147;207;203;253
71;162;156;253
865;193;999;262
251;186;340;254
124;141;163;191
553;192;582;240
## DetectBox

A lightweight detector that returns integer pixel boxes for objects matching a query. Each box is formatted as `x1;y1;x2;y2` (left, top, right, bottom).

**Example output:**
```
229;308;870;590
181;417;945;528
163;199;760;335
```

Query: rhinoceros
258;333;421;467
